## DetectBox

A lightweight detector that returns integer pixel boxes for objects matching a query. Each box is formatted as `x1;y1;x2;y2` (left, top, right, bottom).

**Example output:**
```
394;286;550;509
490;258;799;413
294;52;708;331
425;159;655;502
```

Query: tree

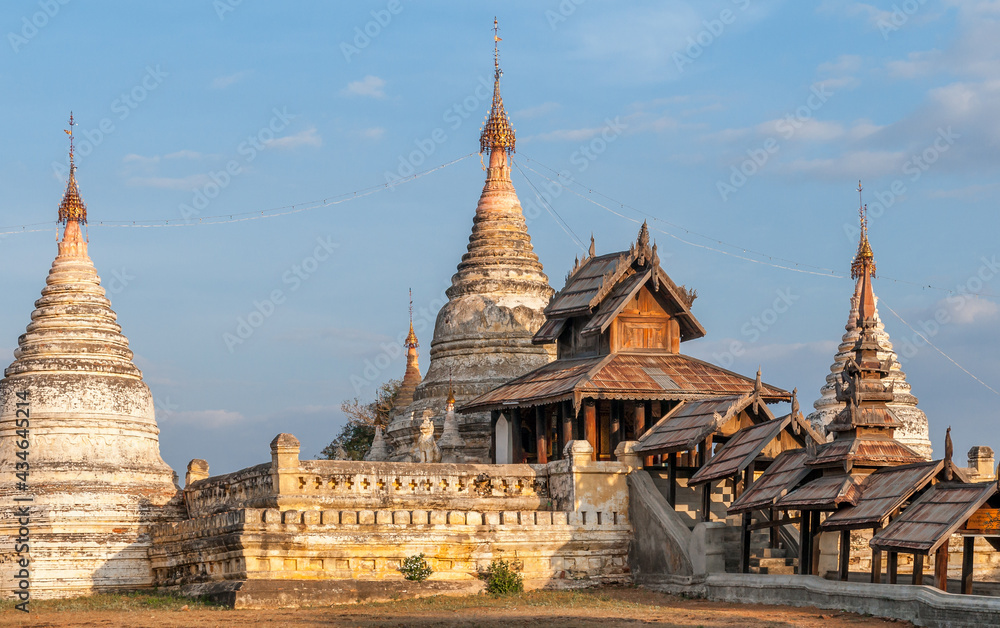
320;379;401;461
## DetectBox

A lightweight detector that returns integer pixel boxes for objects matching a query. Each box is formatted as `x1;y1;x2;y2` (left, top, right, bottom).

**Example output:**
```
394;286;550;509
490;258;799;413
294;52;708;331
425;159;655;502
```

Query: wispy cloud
211;70;252;89
513;102;561;119
126;174;213;190
342;75;386;98
162;409;247;426
264;127;322;149
361;127;385;140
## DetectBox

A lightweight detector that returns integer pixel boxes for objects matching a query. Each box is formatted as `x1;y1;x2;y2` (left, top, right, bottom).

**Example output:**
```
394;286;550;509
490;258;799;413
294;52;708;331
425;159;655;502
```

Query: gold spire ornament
850;181;874;280
479;18;516;156
405;288;418;348
58;112;87;225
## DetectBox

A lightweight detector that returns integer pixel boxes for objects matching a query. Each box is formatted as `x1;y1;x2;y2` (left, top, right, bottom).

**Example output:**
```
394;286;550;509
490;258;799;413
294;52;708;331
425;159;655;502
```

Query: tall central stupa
387;23;555;461
0;119;183;598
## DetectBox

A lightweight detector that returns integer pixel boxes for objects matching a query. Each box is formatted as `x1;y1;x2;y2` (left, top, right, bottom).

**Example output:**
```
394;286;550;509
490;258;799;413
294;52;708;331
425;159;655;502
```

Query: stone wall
151;437;633;607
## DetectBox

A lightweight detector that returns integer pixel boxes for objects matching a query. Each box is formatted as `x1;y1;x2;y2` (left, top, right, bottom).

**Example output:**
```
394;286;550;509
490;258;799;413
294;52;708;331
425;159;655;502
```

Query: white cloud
211;71;251;89
946;298;999;325
342;75;386;98
783;150;907;179
756;118;845;142
122;153;160;167
126;174;213;190
161;409;247;426
264;127;322;150
513;102;561;119
164;149;209;160
361;127;385;140
534;127;606;142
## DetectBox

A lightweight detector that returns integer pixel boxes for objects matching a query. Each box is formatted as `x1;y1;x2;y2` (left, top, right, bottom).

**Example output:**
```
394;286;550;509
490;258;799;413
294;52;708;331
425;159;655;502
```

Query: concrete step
756;563;797;575
751;556;796;569
754;547;791;558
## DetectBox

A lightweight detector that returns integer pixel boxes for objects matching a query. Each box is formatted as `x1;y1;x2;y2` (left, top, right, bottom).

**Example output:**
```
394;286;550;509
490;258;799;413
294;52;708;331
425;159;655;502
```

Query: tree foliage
320;378;401;461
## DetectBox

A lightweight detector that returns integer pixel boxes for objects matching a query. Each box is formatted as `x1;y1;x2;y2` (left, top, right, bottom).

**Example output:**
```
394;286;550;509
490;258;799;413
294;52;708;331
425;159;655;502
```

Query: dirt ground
0;587;913;628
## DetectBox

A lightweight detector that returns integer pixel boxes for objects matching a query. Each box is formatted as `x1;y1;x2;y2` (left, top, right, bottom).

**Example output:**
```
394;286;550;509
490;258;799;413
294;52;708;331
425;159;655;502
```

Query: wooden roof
460;353;789;414
821;461;943;531
870;482;998;555
689;416;791;486
774;474;864;511
729;449;812;515
807;434;924;468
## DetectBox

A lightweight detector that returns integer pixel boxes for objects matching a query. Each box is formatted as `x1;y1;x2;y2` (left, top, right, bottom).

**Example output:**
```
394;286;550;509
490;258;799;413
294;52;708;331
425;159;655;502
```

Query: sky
1;1;999;478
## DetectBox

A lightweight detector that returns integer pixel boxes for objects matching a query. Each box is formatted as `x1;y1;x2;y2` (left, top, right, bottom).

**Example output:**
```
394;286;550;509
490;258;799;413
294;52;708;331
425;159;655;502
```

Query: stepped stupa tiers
0;116;182;598
807;186;932;459
386;21;555;460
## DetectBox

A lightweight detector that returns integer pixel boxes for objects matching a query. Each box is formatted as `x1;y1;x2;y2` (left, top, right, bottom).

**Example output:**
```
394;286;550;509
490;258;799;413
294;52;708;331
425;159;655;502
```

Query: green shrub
480;557;523;596
400;553;433;582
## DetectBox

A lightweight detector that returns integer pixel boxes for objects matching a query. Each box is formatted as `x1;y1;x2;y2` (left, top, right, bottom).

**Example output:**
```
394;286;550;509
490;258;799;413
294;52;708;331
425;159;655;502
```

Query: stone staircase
721;517;798;574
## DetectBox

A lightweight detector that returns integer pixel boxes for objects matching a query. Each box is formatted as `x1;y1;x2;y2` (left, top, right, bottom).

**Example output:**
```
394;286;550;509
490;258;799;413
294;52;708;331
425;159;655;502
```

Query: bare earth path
1;587;912;628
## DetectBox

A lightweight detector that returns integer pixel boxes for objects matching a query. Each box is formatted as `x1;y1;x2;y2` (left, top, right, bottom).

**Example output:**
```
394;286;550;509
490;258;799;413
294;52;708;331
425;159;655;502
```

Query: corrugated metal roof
533;318;565;344
460;352;790;413
546;254;622;317
633;397;738;454
689;416;791;486
822;461;942;531
808;435;924;468
775;474;864;510
580;270;649;336
729;449;811;515
870;482;998;554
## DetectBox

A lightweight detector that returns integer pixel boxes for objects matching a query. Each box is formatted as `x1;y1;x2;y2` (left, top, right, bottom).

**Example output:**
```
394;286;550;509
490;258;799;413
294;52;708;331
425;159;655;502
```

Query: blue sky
2;1;998;476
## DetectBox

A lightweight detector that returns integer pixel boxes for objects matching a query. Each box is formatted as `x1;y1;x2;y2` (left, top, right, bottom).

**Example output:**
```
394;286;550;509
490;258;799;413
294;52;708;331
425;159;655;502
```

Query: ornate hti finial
851;181;875;280
58;112;87;225
446;368;455;406
945;426;954;481
405;288;418;348
479;18;515;156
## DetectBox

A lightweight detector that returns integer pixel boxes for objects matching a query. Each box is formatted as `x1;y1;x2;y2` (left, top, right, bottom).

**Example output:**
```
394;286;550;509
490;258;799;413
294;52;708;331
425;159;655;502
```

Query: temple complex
807;188;932;459
0;118;183;598
386;23;555;461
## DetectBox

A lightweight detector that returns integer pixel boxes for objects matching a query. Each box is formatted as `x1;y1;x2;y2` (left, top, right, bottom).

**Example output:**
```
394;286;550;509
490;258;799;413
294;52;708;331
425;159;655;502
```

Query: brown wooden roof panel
821;461;942;531
580;270;649;336
870;482;998;554
775;474;863;511
729;449;811;515
634;397;738;453
689;416;791;486
809;436;924;468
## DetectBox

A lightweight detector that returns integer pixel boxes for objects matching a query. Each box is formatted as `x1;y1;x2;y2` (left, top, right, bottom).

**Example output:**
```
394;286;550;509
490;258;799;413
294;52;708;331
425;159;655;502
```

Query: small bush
400;553;433;582
480;557;523;596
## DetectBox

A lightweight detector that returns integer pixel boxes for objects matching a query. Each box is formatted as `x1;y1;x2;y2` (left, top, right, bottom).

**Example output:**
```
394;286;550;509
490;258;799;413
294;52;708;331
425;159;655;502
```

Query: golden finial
479;17;516;156
446;368;455;405
850;180;875;280
58;112;87;225
405;288;418;348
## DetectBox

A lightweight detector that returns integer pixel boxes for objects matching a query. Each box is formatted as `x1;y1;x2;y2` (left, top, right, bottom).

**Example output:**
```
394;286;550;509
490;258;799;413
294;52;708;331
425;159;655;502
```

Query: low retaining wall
646;573;1000;628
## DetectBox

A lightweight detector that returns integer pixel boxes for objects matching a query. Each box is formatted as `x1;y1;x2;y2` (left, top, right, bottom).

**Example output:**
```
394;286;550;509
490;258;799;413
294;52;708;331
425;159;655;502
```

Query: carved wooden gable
610;285;680;353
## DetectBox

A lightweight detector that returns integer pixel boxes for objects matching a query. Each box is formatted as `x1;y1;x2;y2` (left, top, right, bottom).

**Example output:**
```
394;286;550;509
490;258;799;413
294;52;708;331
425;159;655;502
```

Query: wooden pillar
798;510;811;575
961;536;975;595
561;401;574;449
583;400;597;461
667;454;677;508
511;409;524;464
635;402;646;435
888;552;898;585
769;507;778;548
610;401;621;456
535;406;548;464
839;529;850;581
489;411;499;463
739;464;754;573
934;539;949;591
699;437;713;522
871;548;882;584
913;554;924;586
810;510;822;576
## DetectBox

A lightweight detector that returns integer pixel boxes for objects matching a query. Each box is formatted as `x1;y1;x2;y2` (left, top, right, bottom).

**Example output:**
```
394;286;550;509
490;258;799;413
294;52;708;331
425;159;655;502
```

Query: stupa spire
479;18;515;160
852;182;876;324
395;288;422;413
58;113;87;226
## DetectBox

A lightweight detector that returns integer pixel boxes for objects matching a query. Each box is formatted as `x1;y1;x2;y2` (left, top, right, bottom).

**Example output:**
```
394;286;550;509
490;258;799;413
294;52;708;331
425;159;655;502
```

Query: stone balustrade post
185;459;209;486
270;433;301;495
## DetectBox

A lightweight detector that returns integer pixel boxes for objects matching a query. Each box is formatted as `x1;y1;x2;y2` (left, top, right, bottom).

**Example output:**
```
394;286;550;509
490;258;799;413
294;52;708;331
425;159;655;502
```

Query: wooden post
610;400;621;456
798;510;811;575
511;409;524;464
913;554;924;586
740;464;753;573
888;552;898;585
561;401;574;449
667;454;677;508
635;402;646;435
535;406;548;464
699;437;713;522
810;510;822;576
934;539;949;591
871;548;882;584
961;536;975;595
583;400;597;461
769;507;778;549
489;411;499;463
839;529;850;581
